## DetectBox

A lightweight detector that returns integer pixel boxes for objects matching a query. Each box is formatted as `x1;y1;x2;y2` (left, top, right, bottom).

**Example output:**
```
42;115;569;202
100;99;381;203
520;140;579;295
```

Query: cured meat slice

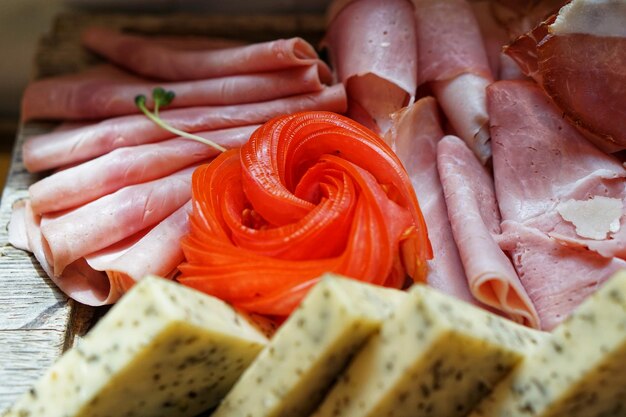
488;80;626;259
386;97;476;304
499;221;626;330
505;0;626;151
85;202;192;304
82;27;331;83
40;166;194;276
414;0;494;163
22;64;327;121
28;125;258;214
489;80;626;328
438;135;539;327
325;0;417;134
22;84;347;173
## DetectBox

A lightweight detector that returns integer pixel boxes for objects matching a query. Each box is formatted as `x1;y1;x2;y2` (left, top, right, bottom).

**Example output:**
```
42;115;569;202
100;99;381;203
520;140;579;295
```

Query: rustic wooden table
0;12;324;411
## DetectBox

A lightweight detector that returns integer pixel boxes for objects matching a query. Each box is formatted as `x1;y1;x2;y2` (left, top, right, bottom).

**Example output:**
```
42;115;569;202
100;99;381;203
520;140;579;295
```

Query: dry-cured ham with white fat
21;64;328;121
437;135;539;327
40;166;194;276
22;84;347;173
325;0;417;134
82;27;332;83
489;79;626;329
28;125;258;215
414;0;494;163
386;97;476;304
505;0;626;151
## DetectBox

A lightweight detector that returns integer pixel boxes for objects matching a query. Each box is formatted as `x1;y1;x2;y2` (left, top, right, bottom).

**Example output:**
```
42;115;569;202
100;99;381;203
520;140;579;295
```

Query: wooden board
0;11;325;411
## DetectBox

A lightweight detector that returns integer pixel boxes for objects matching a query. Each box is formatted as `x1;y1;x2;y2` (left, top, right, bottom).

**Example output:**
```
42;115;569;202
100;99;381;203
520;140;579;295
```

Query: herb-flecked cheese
2;276;268;417
312;283;547;417
470;271;626;417
211;274;407;417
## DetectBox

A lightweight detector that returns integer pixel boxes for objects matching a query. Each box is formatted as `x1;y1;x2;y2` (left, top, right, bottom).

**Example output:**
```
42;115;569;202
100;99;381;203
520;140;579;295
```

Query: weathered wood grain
0;11;324;412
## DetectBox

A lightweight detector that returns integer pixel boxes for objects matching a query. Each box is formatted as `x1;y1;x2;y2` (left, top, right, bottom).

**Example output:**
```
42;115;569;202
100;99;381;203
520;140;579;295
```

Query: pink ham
325;0;417;134
414;0;494;163
22;64;328;121
489;79;626;328
386;97;477;304
28;125;258;215
84;202;192;304
22;83;347;173
40;166;194;276
82;27;331;83
499;221;626;330
10;200;193;306
505;1;626;151
438;135;539;327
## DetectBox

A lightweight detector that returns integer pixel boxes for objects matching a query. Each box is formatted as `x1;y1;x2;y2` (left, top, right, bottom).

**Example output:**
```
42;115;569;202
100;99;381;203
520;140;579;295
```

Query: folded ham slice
22;84;347;173
82;27;331;83
22;64;328;121
438;135;539;327
40;166;194;276
489;79;626;328
505;0;626;151
325;0;418;134
386;97;477;304
28;125;258;215
10;199;193;306
414;0;494;163
84;201;192;304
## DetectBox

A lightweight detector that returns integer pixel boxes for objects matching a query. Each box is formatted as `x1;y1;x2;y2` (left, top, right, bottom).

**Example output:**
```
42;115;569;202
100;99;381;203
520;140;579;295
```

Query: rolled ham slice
21;64;328;121
438;135;539;327
386;97;477;304
28;125;258;215
22;83;347;173
325;0;418;134
414;0;494;163
505;0;626;151
82;27;332;83
40;166;194;276
489;79;626;328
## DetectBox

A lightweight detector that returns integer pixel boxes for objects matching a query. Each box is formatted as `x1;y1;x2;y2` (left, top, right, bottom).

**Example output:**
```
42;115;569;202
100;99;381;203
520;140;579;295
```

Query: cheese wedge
470;271;626;417
2;276;268;417
313;284;547;417
211;274;407;417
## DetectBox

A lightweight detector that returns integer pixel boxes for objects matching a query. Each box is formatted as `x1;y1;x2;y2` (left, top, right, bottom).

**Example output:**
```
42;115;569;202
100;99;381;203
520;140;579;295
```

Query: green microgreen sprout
135;87;226;152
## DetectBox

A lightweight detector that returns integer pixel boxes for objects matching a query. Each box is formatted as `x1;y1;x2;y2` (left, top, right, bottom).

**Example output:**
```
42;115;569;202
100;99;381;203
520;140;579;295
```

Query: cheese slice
470;270;626;417
3;276;268;417
211;274;407;417
312;284;547;417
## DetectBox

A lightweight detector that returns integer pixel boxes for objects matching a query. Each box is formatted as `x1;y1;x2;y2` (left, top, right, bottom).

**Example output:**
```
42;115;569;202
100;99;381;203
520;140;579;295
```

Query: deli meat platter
1;2;626;417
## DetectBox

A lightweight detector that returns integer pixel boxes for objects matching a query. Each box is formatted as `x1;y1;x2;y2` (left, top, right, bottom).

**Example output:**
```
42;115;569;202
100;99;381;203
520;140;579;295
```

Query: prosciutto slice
23;84;347;173
82;27;331;83
438;135;539;327
325;0;417;134
40;166;193;275
505;0;626;151
414;0;494;163
386;97;476;304
489;79;626;328
29;125;258;215
22;64;327;121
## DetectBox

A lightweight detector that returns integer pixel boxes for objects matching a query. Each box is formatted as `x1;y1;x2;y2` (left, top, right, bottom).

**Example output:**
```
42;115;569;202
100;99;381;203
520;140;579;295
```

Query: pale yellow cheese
211;274;407;417
312;284;547;417
2;276;268;417
470;271;626;417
